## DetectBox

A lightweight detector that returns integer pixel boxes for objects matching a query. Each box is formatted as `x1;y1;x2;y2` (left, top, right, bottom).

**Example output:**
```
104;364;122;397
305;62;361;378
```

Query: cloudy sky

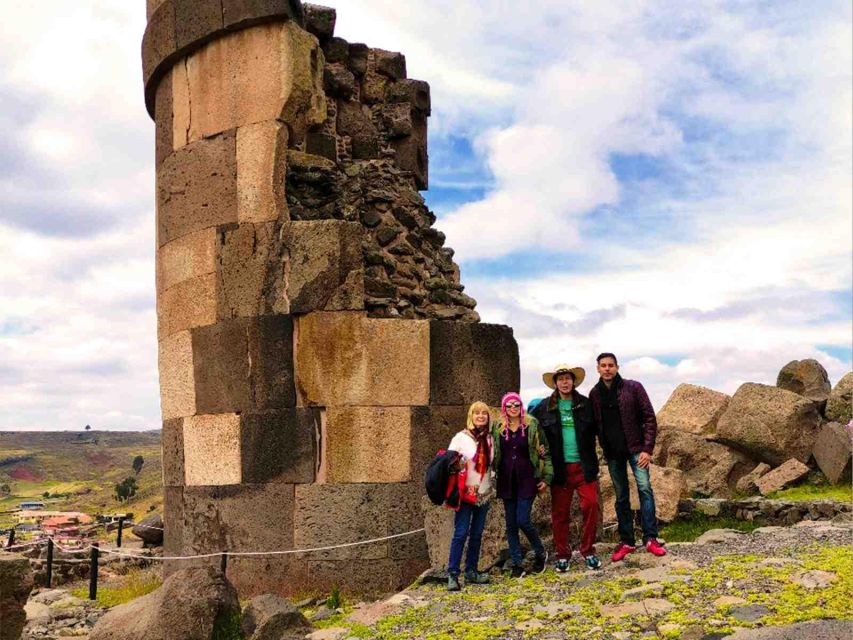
1;1;850;430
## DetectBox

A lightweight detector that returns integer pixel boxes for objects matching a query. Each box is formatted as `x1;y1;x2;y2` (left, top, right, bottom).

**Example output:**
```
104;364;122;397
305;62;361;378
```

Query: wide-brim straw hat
542;364;586;389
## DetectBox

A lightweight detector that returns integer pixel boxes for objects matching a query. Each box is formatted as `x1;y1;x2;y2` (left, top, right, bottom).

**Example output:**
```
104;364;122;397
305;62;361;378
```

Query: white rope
95;527;427;561
3;539;47;551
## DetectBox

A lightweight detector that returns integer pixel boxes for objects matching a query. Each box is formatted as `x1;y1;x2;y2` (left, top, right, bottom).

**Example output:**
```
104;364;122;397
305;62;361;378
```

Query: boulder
714;383;821;465
811;422;852;484
132;514;164;547
600;464;688;523
825;372;852;424
0;553;34;640
735;462;772;494
653;429;754;497
89;567;239;640
776;359;831;407
241;594;311;640
656;384;730;435
755;459;811;496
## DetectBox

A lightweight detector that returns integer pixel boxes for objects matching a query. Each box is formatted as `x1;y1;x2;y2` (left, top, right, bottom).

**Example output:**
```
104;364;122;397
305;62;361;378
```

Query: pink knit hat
500;392;527;440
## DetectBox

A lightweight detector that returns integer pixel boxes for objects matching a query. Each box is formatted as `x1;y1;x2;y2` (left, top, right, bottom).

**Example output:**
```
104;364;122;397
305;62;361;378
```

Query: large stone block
216;222;279;319
292;483;423;561
175;22;323;145
161;417;185;487
812;421;852;484
656;384;730;436
157;227;217;294
141;0;175;92
158;330;196;420
191;315;296;414
241;409;317;484
146;0;170;21
178;483;296;556
162;486;184;565
324;407;411;483
157;130;237;247
236;121;289;223
409;405;467;483
0;553;33;640
157;272;218;337
429;321;519;406
154;70;173;169
174;0;224;51
286;220;364;313
294;312;429;406
653;429;754;498
222;0;304;30
600;464;687;523
825;372;853;424
714;383;822;466
183;413;243;486
302;558;428;595
776;359;832;406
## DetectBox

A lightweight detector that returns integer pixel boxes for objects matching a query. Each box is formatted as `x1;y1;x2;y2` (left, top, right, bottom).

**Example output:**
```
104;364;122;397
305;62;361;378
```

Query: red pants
551;462;600;559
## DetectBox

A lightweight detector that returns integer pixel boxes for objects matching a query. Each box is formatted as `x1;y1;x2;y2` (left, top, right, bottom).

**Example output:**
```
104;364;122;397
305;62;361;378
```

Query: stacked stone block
143;0;519;595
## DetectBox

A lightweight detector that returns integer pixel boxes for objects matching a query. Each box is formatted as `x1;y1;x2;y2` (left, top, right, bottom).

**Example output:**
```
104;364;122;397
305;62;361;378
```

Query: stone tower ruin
143;0;519;595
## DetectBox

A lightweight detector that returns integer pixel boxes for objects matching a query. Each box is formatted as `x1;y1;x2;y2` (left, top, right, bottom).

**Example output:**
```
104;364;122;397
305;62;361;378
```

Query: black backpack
425;449;461;507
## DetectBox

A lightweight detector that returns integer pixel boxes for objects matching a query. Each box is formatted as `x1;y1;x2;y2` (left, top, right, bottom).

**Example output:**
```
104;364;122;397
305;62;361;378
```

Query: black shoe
510;565;525;578
447;574;461;591
532;551;548;574
464;570;490;584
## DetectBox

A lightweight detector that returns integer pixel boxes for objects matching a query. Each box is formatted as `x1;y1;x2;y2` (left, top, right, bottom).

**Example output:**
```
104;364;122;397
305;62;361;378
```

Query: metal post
5;528;15;549
89;543;99;601
46;538;54;588
117;517;124;548
220;551;228;575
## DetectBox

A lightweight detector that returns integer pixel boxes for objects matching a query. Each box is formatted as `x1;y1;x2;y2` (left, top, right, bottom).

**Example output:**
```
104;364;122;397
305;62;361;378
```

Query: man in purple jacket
589;353;667;561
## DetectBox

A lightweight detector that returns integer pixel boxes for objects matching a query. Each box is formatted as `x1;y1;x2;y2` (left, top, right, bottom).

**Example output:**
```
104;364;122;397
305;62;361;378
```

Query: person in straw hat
529;364;602;572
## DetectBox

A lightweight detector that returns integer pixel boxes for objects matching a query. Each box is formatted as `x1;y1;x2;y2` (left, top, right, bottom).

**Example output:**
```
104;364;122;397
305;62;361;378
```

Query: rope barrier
86;527;428;561
4;539;47;551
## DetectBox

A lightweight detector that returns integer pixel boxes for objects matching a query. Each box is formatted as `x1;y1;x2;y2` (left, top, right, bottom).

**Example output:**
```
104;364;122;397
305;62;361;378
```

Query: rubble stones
755;458;811;496
715;383;822;465
735;462;772;494
0;554;33;640
776;359;832;406
240;593;311;640
811;421;852;484
132;514;164;546
825;372;853;423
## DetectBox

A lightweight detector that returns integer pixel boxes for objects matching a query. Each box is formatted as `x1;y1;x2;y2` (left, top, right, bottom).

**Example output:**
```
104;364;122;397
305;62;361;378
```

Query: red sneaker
645;539;667;556
611;543;636;562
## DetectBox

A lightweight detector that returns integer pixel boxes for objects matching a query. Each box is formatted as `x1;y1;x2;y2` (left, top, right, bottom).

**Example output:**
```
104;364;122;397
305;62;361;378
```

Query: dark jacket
491;415;554;487
530;390;598;485
589;376;657;458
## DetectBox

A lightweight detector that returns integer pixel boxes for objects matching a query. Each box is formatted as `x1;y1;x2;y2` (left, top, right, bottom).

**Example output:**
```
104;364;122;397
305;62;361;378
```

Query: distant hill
0;431;163;527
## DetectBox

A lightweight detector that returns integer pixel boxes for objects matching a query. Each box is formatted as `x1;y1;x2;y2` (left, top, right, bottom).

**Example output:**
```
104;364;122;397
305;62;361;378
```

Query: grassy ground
0;431;162;531
660;513;762;542
70;567;162;608
769;483;852;502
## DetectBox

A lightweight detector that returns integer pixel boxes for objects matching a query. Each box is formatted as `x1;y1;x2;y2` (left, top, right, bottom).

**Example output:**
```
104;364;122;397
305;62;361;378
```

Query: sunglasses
505;402;521;408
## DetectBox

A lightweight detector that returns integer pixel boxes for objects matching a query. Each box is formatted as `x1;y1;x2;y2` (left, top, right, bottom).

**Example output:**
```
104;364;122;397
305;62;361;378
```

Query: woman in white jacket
446;401;494;591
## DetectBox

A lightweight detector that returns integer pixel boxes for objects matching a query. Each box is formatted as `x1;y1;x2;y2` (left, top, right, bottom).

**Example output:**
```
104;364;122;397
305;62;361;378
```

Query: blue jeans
502;496;545;567
607;453;658;545
447;502;490;576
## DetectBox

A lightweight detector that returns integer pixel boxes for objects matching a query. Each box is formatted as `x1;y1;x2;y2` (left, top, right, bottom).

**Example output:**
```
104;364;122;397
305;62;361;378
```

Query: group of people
444;352;665;591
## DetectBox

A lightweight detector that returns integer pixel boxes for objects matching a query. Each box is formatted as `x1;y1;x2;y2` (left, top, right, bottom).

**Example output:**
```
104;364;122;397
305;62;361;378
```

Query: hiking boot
645;538;667;557
464;570;490;584
447;574;461;591
531;551;548;574
510;565;525;578
583;554;602;570
611;543;637;562
555;558;570;573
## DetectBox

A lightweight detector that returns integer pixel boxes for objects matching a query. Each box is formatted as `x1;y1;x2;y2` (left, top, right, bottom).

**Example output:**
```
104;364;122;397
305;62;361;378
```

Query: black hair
554;370;576;382
596;352;618;365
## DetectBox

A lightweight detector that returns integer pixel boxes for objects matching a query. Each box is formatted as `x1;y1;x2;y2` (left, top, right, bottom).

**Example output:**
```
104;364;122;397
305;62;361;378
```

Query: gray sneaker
447;574;461;591
464;570;490;584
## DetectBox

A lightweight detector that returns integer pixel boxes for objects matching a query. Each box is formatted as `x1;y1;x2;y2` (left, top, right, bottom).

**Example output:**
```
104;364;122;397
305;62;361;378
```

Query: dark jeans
502;496;545;567
447;502;490;576
606;453;658;546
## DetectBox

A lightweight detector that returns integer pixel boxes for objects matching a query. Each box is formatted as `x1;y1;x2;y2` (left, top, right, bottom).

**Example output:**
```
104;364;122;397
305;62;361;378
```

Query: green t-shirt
558;398;580;463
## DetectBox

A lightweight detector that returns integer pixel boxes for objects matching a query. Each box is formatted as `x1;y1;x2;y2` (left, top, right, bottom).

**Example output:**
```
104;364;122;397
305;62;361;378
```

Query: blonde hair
466;401;491;431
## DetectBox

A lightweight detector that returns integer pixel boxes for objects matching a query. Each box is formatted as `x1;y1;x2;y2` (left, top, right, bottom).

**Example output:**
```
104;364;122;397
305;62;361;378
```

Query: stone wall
142;0;518;596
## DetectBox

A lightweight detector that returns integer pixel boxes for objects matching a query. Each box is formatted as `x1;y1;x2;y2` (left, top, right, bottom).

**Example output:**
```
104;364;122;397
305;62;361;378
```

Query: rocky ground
307;519;853;640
